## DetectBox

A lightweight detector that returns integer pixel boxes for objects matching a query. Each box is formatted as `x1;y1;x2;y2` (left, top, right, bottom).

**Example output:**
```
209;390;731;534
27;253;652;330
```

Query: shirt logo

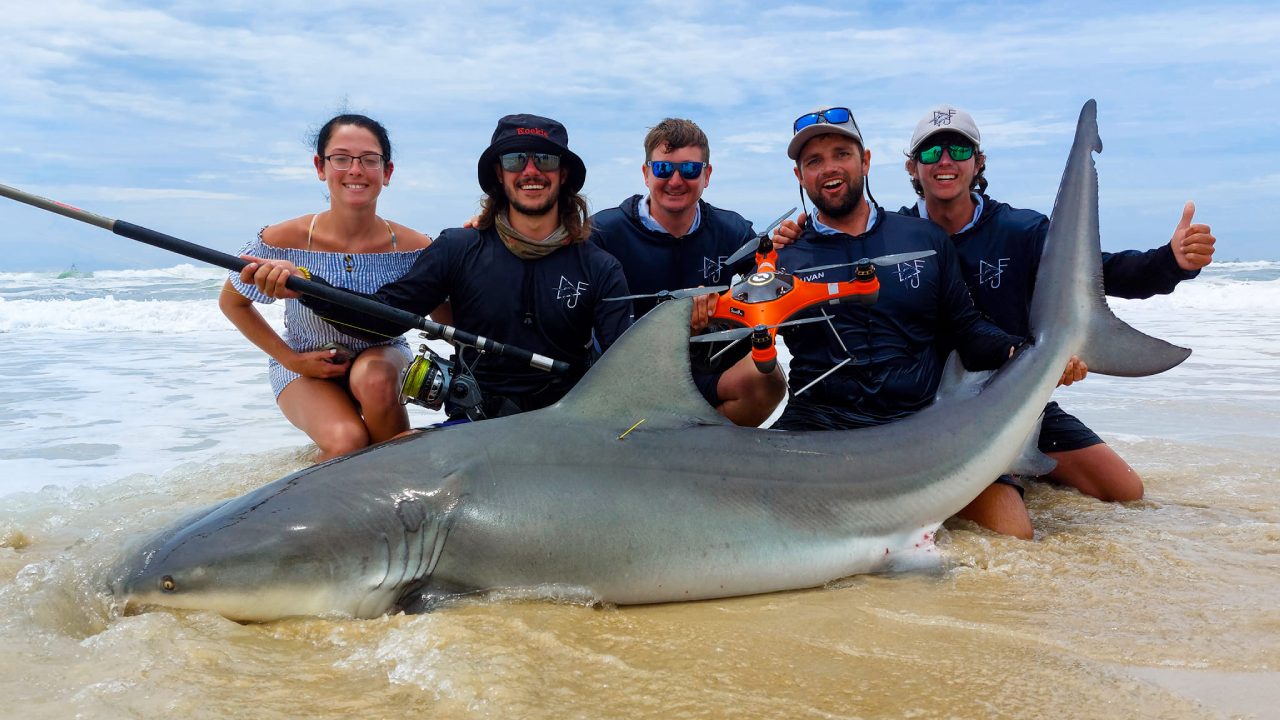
896;260;927;289
557;276;588;308
931;109;957;127
702;255;729;282
978;258;1010;289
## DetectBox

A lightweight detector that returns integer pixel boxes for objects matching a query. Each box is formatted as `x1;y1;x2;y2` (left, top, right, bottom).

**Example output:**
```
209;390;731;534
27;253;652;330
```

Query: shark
109;101;1190;622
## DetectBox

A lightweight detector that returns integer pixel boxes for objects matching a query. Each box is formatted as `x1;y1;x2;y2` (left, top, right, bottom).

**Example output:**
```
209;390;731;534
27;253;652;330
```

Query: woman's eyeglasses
324;153;387;171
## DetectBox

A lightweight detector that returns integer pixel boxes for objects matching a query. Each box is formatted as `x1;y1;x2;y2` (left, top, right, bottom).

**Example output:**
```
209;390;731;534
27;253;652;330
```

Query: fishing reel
400;340;486;421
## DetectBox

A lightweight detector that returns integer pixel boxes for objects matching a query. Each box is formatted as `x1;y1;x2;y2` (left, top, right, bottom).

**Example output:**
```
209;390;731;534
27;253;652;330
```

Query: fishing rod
0;181;570;374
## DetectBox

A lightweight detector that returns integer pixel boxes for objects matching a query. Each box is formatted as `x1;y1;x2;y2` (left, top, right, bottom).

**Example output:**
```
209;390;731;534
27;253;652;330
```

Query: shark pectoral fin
1079;309;1191;377
932;351;996;404
398;581;483;614
551;297;729;429
1007;412;1057;478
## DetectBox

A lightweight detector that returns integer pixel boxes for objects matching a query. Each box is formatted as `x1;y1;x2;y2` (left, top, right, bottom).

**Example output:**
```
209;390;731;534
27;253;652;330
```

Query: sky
0;0;1275;271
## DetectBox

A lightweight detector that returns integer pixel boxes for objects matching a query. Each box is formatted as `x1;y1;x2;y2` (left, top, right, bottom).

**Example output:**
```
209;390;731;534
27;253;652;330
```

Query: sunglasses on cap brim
793;107;856;133
499;152;562;172
647;160;706;180
915;144;975;164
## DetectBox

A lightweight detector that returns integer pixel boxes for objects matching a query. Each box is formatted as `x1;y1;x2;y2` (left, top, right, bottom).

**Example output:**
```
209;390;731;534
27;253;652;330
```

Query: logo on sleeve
895;259;927;289
978;258;1010;289
557;276;589;308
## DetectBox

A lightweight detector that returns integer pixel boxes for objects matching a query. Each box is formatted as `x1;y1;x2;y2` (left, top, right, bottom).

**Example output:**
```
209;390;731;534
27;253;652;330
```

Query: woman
220;114;434;461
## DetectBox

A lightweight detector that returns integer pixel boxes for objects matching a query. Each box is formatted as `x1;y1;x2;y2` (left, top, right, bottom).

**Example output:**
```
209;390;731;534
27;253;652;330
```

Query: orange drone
610;208;935;374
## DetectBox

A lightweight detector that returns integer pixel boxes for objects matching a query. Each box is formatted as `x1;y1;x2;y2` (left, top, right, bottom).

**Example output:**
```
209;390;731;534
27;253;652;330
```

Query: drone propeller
723;206;798;268
688;314;829;343
605;285;729;303
794;249;937;275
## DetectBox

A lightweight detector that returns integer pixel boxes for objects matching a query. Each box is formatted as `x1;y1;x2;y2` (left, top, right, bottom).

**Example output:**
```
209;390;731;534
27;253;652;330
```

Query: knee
738;368;786;406
312;422;370;460
955;484;1034;540
1099;471;1144;502
717;365;786;425
350;360;402;407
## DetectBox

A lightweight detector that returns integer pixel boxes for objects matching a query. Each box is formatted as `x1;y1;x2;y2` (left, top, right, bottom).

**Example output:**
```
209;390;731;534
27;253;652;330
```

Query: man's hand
1058;355;1088;387
240;255;304;299
690;290;719;333
1170;201;1216;271
771;212;807;249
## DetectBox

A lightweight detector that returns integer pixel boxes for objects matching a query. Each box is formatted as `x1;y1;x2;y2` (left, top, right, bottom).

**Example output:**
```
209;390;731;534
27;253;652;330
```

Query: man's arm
1102;201;1215;299
591;256;634;354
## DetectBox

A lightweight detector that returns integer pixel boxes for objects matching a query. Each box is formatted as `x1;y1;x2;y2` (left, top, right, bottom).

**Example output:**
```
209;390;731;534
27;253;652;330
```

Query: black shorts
692;369;723;408
994;402;1104;493
1036;401;1103;453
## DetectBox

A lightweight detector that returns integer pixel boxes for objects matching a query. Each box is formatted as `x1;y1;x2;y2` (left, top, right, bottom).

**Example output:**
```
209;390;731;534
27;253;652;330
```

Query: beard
505;177;560;217
509;192;558;217
807;174;865;219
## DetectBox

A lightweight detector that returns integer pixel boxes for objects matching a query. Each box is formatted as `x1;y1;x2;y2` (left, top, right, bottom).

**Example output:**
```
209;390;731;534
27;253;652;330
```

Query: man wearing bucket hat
769;106;1023;436
590;117;786;427
897;103;1217;536
244;113;632;419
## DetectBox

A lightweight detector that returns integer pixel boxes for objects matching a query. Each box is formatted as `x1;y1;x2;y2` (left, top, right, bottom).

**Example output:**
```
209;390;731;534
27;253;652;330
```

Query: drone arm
750;327;778;374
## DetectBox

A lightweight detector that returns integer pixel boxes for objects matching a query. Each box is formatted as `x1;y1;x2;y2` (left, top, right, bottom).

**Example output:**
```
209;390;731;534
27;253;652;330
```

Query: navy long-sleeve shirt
590;195;758;318
776;210;1019;426
899;196;1199;337
299;226;632;408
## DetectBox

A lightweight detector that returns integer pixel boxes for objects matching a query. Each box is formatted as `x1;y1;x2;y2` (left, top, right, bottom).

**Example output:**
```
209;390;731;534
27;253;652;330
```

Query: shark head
110;458;453;621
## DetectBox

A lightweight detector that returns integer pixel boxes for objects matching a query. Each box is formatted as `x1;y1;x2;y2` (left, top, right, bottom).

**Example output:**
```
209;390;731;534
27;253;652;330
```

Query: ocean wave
0;264;226;284
0;297;282;333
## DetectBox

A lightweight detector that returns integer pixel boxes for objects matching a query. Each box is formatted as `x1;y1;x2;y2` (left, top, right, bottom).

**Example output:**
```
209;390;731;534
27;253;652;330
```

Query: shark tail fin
1035;99;1191;379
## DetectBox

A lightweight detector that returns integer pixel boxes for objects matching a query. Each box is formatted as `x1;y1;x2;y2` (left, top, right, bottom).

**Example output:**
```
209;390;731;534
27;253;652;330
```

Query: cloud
0;0;1276;266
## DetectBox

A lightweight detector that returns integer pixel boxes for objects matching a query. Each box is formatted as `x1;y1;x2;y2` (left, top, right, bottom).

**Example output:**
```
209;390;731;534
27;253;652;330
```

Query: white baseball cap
908;104;981;154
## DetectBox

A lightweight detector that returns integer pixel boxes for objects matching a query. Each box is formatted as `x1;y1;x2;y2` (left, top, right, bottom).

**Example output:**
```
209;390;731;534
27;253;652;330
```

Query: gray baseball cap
908;104;981;154
787;106;864;160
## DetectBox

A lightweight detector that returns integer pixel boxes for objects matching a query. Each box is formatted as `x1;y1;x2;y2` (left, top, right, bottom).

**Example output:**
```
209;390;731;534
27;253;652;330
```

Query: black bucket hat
477;114;586;195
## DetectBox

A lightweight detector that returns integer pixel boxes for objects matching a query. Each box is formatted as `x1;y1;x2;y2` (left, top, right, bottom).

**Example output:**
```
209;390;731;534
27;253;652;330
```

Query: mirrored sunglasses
793;107;855;133
916;144;975;164
647;160;706;180
499;152;561;172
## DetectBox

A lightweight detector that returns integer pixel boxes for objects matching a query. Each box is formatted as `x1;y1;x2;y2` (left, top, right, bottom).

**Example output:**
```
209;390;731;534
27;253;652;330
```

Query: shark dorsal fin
549;298;729;429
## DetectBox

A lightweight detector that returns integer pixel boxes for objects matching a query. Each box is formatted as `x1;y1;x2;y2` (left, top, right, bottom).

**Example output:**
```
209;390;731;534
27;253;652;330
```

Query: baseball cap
908;104;981;154
787;106;864;160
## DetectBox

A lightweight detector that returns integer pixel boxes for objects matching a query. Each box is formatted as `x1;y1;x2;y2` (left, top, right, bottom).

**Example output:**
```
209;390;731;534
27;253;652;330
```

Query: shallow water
1;264;1278;719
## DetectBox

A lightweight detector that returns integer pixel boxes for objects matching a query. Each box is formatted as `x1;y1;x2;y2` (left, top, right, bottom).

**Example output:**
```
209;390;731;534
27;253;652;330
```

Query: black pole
1;182;568;373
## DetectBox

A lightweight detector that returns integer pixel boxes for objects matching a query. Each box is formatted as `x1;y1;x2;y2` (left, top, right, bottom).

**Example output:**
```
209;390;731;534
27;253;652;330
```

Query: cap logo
517;127;548;137
930;109;957;128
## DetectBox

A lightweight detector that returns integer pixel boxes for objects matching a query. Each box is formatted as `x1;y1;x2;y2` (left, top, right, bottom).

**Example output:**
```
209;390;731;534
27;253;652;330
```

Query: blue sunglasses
793;107;856;133
647;160;706;180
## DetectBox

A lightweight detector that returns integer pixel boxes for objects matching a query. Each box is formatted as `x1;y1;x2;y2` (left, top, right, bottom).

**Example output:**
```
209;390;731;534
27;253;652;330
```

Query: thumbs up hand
1170;201;1216;271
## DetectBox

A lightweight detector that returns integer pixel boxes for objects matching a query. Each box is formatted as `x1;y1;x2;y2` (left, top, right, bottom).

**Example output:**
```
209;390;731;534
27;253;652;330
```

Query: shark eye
161;576;177;592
